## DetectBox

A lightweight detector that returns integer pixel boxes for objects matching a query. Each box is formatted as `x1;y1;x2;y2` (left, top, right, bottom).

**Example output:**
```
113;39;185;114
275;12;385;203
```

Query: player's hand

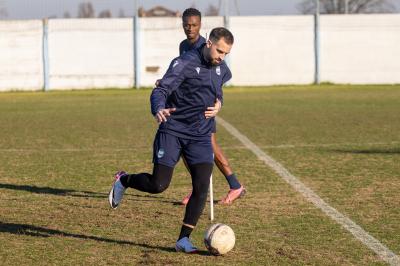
155;79;161;87
205;99;222;119
155;108;176;124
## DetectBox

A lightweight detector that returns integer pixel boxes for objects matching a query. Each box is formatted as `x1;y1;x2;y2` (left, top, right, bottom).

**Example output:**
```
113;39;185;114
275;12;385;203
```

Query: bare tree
63;11;71;18
0;0;8;19
118;9;125;18
99;9;112;18
78;2;95;18
298;0;395;14
205;3;219;16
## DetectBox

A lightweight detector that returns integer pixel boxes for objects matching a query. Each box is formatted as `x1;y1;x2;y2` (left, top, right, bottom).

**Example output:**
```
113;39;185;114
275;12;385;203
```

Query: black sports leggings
123;163;213;226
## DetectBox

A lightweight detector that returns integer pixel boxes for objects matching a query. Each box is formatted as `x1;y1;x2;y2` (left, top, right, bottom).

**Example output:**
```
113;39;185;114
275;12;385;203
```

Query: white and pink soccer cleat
108;171;128;209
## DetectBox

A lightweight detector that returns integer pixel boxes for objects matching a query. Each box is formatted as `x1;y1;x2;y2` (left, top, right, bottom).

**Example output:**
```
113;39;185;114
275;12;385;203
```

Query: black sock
178;225;193;240
226;173;241;189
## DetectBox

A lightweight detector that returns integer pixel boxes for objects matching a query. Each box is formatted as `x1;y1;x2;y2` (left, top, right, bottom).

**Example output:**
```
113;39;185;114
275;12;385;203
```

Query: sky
0;0;399;19
0;0;309;19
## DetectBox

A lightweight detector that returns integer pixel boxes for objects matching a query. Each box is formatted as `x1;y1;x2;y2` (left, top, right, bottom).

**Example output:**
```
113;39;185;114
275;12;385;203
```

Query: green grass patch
0;86;399;265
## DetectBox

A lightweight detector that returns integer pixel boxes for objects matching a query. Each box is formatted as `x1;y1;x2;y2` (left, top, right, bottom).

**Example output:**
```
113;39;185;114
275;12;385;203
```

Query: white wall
48;19;133;90
230;16;315;85
0;14;400;91
0;20;43;91
320;14;400;84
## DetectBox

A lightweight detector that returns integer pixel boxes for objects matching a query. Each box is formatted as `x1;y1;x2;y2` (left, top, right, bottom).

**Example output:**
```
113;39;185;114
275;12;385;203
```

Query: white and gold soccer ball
204;223;235;255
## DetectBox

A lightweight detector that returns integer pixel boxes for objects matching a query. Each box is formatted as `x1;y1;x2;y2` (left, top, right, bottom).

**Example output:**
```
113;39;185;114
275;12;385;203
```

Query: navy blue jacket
151;44;232;140
179;36;206;55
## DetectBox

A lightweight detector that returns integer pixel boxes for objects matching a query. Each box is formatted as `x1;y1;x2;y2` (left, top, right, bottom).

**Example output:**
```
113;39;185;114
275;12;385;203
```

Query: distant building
138;6;180;17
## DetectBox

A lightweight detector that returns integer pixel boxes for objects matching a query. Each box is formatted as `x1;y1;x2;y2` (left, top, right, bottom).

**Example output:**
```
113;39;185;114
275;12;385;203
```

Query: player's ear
206;39;212;48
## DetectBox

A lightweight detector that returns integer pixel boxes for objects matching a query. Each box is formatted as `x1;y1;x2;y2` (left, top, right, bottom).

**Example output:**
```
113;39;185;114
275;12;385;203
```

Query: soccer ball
204;223;235;255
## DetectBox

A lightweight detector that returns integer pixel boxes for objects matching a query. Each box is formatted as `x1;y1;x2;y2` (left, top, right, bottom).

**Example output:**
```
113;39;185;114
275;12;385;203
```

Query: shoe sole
108;182;118;209
175;246;198;254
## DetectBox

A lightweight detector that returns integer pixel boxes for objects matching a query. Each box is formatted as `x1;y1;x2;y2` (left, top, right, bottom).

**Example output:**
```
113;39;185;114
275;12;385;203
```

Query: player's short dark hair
209;27;234;45
182;8;202;21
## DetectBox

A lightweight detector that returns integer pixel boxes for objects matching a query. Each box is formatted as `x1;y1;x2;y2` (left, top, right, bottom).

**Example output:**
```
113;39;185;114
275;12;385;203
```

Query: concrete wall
0;14;399;91
0;20;43;91
229;16;315;85
320;14;400;84
48;19;133;90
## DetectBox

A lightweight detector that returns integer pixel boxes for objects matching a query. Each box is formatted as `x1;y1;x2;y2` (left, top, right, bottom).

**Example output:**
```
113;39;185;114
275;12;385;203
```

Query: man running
109;27;236;253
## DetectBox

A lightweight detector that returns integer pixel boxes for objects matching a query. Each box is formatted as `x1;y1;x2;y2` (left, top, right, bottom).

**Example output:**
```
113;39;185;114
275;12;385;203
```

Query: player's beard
208;56;221;66
211;58;221;66
203;47;220;66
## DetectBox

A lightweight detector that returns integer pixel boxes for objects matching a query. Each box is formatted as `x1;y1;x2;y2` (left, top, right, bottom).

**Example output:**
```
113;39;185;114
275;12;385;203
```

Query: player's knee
212;143;221;154
151;183;169;194
198;189;208;201
216;158;229;167
150;164;173;193
214;150;228;164
191;187;208;203
198;178;210;190
192;178;210;198
147;180;169;193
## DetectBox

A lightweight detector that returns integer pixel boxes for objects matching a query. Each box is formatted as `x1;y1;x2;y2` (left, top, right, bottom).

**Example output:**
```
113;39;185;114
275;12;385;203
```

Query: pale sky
1;0;399;19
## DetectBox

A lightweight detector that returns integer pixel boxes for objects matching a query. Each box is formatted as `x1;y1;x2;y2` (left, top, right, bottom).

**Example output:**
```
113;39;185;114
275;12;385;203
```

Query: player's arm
153;41;185;101
150;58;186;123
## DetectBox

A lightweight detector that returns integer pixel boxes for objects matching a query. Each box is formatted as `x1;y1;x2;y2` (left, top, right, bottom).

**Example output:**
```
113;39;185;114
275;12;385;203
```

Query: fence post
314;0;320;85
133;0;140;89
42;18;50;91
223;0;231;85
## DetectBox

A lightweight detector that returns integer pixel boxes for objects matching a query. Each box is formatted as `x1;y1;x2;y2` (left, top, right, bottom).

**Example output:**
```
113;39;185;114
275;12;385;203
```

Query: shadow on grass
329;148;400;155
0;183;105;198
0;183;181;205
129;193;181;205
0;221;210;255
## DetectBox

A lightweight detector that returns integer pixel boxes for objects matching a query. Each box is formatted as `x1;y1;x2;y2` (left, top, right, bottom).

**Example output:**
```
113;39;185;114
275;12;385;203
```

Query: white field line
221;141;400;150
216;117;400;266
254;141;400;149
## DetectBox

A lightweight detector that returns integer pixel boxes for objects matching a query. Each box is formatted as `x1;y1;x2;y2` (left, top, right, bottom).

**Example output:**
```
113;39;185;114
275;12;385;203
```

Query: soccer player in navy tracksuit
109;27;235;253
178;8;245;206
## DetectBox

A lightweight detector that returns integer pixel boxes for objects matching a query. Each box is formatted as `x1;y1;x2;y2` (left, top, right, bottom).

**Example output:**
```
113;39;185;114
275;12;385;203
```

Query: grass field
0;85;399;265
